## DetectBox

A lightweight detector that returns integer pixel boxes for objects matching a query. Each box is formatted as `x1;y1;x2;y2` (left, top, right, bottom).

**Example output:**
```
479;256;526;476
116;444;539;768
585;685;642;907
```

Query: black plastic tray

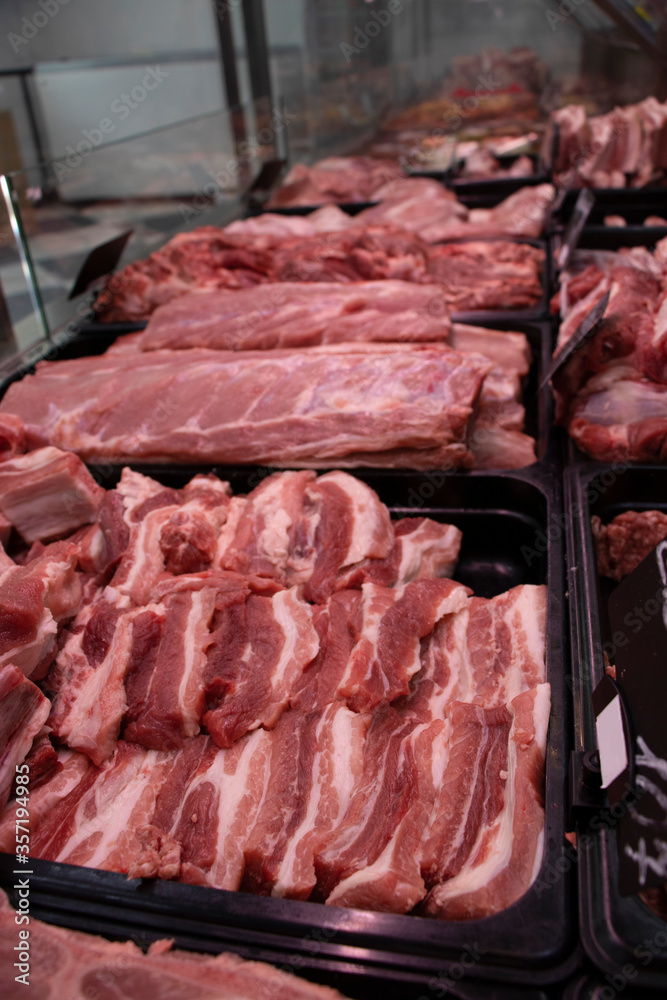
0;315;559;475
552;188;667;232
551;227;667;257
565;464;667;991
0;466;576;995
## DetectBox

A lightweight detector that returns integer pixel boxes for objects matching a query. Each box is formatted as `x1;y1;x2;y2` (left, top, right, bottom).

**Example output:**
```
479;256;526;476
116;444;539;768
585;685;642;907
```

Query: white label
596;695;628;789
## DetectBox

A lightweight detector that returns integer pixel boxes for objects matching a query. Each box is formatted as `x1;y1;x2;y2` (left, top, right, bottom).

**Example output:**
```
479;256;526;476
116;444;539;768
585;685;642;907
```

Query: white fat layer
270;590;318;694
0;610;57;677
117;507;175;600
532;683;551;756
432;683;551;903
116;468;164;521
318;472;392;566
510;586;547;692
62;614;137;755
431;727;516;902
58;748;167;866
214;496;246;566
176;589;215;738
395;522;461;585
274;704;360;896
254;476;303;572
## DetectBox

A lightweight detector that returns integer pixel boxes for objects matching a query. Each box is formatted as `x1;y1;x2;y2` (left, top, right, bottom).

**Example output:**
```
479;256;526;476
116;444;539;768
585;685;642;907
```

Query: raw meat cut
0;664;50;807
0;446;103;544
0;343;492;470
0;464;550;923
333;578;469;713
27;740;182;877
427;185;555;243
0;413;25;461
266;155;402;207
217;470;395;603
242;703;369;898
0;541;81;679
0;889;347;1000
123;588;217;749
427;240;544;311
139;281;452;352
269;226;433;284
47;591;140;764
95;227;273;322
546;98;667;188
423;683;550;920
335;516;462;590
553;241;667;459
154;729;273;890
593;510;667;581
203;588;319;748
567;375;667;463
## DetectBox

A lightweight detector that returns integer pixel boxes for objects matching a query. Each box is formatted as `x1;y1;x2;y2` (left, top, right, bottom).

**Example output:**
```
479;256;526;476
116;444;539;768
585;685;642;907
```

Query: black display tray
565;465;667;991
552;188;667;230
0;315;559;475
0;466;576;995
551;226;667;258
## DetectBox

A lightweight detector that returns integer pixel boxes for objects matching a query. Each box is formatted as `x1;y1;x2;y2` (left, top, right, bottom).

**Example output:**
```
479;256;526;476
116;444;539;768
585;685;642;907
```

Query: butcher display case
2;1;667;997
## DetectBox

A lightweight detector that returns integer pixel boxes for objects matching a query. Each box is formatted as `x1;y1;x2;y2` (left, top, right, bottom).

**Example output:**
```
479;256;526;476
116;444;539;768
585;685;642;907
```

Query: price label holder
557;188;595;270
540;289;610;392
68;230;133;300
599;538;667;895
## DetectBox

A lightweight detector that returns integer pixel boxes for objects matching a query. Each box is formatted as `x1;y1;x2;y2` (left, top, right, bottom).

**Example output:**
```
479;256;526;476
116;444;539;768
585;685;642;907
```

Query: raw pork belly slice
0;446;103;544
592;510;667;581
110;474;231;604
337;517;462;590
47;593;138;765
314;705;425;900
0;343;491;470
335;578;469;712
0;748;91;852
0;890;348;1000
427;241;544;312
420;701;511;887
243;704;369;898
325;716;448;913
0;541;81;679
218;470;394;602
0;664;50;807
139;281;452;352
204;588;319;748
123;588;217;749
423;683;550;920
152;729;273;890
28;741;181;878
412;584;547;719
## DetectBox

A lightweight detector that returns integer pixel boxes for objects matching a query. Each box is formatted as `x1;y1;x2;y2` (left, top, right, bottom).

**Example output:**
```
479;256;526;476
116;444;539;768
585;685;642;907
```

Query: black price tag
557;188;595;270
607;538;667;895
68;230;133;300
540;289;610;391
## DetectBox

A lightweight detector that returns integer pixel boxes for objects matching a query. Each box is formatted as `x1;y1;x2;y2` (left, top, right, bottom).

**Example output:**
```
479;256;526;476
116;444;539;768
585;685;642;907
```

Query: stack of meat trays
0;460;575;999
565;465;667;993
